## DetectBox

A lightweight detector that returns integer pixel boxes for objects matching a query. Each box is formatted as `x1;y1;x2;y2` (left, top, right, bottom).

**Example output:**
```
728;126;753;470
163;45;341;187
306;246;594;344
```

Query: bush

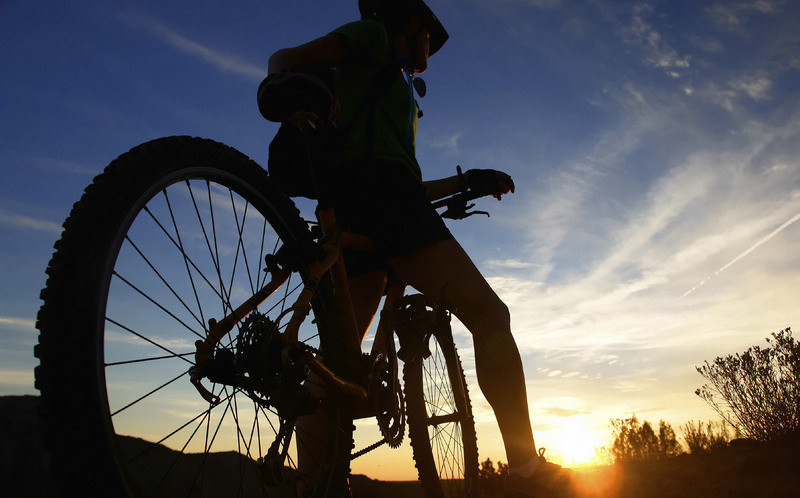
681;420;732;453
695;327;800;441
610;415;682;462
478;457;509;494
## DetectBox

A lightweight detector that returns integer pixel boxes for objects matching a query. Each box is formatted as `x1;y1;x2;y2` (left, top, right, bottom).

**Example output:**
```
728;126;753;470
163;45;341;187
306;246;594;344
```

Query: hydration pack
257;56;401;200
257;70;339;199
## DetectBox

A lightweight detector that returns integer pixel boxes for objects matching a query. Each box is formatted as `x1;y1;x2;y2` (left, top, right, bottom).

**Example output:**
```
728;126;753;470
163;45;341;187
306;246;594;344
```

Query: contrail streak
682;211;800;297
119;12;265;82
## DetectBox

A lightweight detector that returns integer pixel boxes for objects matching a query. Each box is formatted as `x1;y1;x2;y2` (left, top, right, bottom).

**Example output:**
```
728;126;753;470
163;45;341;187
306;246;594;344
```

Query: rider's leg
347;270;388;343
388;237;537;470
297;270;386;492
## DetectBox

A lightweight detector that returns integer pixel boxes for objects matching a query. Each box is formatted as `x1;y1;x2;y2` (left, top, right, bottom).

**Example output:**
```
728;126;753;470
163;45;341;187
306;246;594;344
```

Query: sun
547;420;605;468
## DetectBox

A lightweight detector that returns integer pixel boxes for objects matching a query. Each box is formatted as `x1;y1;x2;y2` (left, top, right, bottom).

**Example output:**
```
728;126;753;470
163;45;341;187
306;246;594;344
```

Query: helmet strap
402;26;426;74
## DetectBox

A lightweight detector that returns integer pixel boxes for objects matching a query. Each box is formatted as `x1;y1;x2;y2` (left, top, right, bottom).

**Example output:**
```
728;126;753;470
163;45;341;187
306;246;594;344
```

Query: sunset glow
4;0;800;484
550;420;607;468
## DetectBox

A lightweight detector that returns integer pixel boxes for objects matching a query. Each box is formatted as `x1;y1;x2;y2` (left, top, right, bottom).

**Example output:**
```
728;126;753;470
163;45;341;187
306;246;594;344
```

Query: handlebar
431;166;491;220
431;190;490;220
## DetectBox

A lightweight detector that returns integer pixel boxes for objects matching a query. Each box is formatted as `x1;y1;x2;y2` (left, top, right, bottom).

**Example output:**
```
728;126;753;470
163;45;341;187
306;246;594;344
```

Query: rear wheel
405;326;479;498
34;136;352;497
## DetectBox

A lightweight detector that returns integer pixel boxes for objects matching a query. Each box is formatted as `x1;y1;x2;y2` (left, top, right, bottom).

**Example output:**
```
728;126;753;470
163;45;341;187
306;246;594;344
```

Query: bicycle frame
191;206;393;406
190;184;487;406
35;135;482;498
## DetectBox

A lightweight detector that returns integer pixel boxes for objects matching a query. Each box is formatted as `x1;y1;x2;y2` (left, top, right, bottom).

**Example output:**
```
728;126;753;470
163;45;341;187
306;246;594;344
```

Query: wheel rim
101;173;325;496
419;334;474;497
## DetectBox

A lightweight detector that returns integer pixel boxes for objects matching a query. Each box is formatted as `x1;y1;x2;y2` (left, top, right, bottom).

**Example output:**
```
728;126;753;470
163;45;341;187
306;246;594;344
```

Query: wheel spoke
125;390;239;466
191;393;233;496
111;272;204;341
206;180;231;317
142;203;230;309
185;180;218;326
105;351;194;367
110;369;188;417
105;316;194;366
163;189;208;335
124;235;205;330
407;330;477;496
149;407;211;491
229;190;257;295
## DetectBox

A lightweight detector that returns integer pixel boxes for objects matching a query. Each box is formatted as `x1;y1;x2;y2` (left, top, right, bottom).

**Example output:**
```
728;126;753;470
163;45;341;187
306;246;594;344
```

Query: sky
2;0;800;481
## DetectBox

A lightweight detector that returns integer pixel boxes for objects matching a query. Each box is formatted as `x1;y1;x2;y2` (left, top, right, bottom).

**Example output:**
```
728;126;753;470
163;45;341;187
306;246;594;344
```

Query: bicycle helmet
358;0;449;56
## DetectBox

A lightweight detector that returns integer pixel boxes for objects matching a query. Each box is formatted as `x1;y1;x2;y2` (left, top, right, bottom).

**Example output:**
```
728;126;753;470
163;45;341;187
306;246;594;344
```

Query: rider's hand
464;169;515;200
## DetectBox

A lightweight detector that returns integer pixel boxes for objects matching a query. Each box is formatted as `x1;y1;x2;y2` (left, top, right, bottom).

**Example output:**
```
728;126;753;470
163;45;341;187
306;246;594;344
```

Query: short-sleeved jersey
331;20;421;180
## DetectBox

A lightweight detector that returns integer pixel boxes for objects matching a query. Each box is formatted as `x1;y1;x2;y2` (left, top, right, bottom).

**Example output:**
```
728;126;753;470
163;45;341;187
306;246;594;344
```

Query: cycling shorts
335;158;453;276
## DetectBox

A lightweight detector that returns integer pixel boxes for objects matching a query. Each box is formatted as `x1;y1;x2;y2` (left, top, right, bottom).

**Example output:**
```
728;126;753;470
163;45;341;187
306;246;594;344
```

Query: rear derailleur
189;311;319;419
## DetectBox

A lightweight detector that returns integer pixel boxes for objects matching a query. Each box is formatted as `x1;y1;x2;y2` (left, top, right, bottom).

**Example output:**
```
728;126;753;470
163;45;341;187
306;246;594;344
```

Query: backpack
266;118;344;200
257;58;400;200
257;70;339;199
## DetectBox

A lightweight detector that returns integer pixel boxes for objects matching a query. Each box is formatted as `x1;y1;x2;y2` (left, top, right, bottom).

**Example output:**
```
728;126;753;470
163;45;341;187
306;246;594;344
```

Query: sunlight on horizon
544;420;608;469
5;0;800;491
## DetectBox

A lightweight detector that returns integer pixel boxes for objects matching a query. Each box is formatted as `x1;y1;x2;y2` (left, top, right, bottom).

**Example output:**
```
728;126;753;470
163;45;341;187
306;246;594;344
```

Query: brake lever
463;208;490;219
441;200;490;220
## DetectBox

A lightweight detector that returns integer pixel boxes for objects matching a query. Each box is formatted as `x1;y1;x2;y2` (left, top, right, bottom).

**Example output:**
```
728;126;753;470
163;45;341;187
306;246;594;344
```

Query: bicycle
34;135;495;497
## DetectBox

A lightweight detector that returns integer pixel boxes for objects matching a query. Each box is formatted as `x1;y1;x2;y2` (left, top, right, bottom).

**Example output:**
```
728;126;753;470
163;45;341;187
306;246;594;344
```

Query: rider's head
359;0;448;73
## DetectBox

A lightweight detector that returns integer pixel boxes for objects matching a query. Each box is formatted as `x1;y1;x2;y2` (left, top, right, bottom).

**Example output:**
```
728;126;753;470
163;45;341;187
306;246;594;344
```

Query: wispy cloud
687;35;724;54
0;210;62;234
0;316;36;331
625;4;691;78
118;12;265;82
459;66;800;463
730;73;773;101
515;103;657;281
519;0;562;8
486;258;541;269
495;0;563;9
31;156;97;176
423;132;463;155
706;0;788;32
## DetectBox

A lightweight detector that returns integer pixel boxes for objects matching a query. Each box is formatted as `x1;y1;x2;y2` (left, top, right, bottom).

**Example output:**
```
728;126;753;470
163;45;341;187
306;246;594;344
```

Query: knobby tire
404;328;480;498
34;136;353;497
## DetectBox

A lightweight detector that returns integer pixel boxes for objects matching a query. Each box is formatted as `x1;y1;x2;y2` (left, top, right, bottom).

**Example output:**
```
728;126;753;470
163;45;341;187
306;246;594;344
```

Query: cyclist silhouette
266;1;571;495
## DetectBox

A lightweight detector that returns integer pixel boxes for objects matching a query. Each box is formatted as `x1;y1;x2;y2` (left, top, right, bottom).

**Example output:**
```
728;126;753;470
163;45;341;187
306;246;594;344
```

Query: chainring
368;354;405;448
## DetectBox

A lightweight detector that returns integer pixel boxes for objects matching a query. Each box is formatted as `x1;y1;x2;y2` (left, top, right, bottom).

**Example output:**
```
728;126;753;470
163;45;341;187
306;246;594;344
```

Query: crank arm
294;347;368;401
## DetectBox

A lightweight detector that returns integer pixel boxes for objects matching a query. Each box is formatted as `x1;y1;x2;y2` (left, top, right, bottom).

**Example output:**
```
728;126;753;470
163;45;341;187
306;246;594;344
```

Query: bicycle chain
299;345;406;451
351;438;387;460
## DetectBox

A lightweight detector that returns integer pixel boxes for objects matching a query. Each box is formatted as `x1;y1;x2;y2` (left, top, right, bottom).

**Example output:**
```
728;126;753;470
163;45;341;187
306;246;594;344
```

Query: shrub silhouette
478;457;509;493
610;415;681;462
695;327;800;441
681;420;732;454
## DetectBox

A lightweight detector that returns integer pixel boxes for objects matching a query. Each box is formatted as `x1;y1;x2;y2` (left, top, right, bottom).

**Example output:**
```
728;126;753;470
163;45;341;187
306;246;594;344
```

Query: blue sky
2;0;800;478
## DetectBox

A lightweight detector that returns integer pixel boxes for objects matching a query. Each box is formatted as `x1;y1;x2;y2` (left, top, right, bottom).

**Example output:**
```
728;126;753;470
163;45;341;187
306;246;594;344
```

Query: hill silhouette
3;395;799;497
0;395;422;498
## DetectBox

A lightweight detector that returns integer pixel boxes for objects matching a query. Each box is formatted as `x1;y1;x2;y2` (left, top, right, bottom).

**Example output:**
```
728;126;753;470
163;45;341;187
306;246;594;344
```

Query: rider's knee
463;293;510;336
484;293;510;326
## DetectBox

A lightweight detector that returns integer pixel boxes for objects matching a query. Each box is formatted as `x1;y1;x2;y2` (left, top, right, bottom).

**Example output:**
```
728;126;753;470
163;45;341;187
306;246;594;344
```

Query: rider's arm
424;170;515;202
423;175;460;201
268;33;346;75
